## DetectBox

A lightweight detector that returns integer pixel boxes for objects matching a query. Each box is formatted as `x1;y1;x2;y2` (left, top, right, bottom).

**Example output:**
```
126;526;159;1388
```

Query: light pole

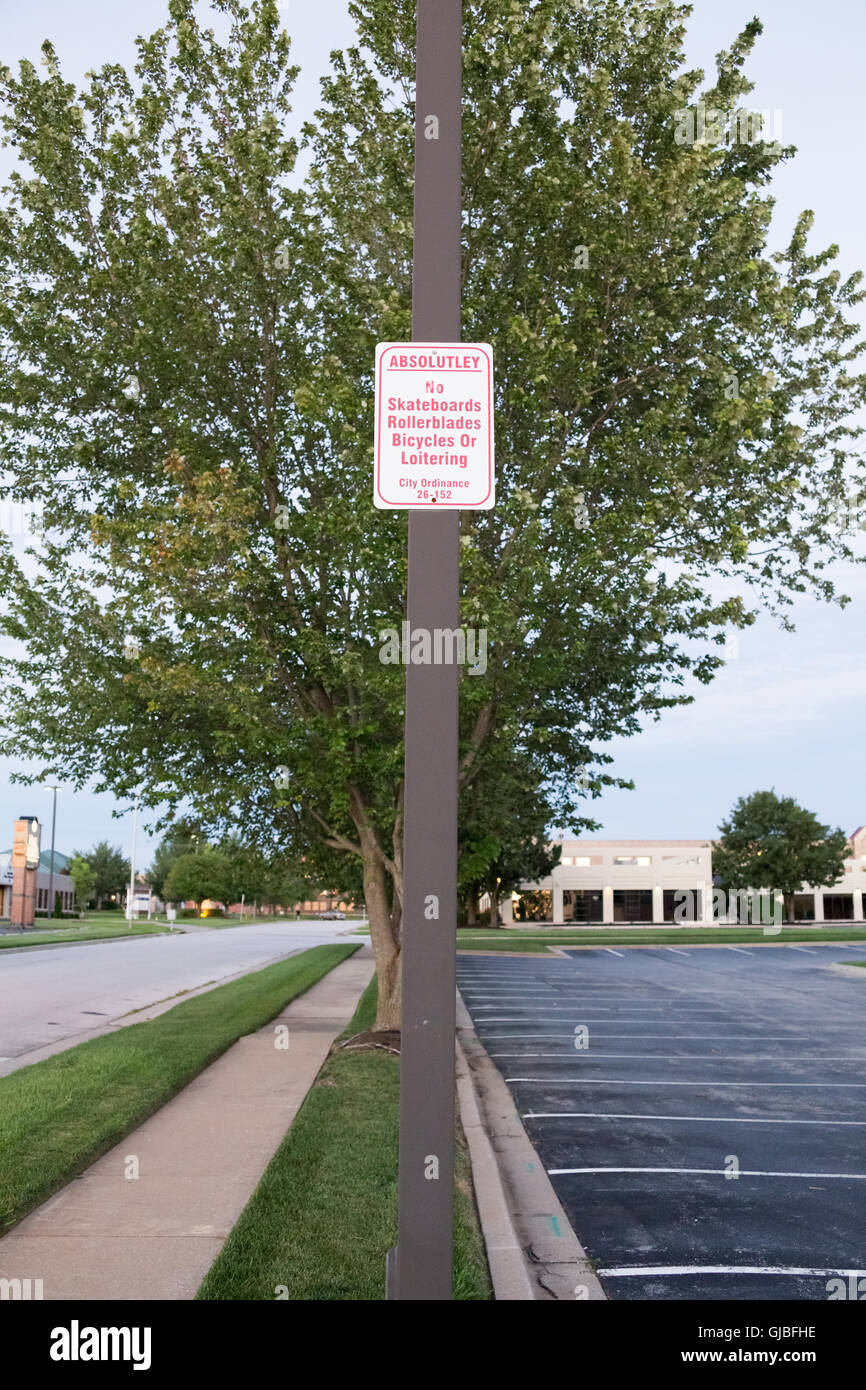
47;785;58;919
126;796;139;924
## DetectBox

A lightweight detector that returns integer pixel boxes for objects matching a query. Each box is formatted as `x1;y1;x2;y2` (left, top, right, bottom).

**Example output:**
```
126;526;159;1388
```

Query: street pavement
0;920;355;1074
457;943;866;1301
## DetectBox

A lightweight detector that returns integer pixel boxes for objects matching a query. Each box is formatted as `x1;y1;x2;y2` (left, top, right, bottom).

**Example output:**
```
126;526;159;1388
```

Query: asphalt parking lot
456;944;866;1301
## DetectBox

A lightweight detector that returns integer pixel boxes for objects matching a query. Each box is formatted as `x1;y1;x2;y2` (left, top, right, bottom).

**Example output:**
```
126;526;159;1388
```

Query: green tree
72;841;129;908
0;2;864;1028
713;790;850;922
459;752;562;924
163;848;232;910
68;853;97;913
261;858;314;913
217;836;267;910
147;818;207;899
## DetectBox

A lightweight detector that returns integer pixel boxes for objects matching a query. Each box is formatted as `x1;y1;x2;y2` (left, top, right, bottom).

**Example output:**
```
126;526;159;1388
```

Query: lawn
456;925;866;952
197;976;492;1301
0;921;172;949
0;942;358;1233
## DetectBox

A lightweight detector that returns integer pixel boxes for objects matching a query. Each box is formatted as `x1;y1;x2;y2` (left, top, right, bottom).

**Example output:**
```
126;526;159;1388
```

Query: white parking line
506;1077;866;1087
605;948;625;957
663;947;690;955
483;1034;803;1041
524;1110;866;1126
481;1015;726;1023
598;1265;866;1279
469;1006;722;1017
787;945;818;954
727;946;753;955
548;1166;866;1179
492;1052;866;1061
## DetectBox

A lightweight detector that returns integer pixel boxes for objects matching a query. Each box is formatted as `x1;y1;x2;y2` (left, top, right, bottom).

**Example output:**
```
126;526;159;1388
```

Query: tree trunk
466;892;477;926
786;893;795;923
359;834;402;1031
489;884;500;929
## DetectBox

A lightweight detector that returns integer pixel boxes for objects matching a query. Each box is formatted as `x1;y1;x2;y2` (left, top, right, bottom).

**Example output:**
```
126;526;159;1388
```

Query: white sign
374;342;494;509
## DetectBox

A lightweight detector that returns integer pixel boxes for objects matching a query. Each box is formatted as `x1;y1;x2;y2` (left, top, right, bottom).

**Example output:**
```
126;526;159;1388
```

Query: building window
613;889;653;922
663;889;704;923
823;894;854;921
563;889;603;923
513;890;553;922
613;856;651;867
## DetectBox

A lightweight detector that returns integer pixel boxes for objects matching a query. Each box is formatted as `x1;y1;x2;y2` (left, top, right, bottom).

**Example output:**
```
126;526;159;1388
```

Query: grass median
197;976;493;1301
0;942;358;1234
0;922;172;949
457;926;866;952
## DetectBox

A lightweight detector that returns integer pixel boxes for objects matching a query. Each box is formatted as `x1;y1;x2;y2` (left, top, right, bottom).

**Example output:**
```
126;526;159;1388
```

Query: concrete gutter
455;992;606;1301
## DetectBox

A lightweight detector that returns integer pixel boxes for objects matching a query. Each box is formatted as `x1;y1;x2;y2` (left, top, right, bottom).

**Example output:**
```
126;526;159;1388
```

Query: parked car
320;909;346;919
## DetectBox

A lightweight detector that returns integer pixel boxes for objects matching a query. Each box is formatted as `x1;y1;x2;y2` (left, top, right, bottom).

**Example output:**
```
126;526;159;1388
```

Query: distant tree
459;754;563;925
68;853;97;914
73;841;129;908
713;791;849;922
147;819;207;899
263;860;319;913
163;848;231;911
217;837;267;909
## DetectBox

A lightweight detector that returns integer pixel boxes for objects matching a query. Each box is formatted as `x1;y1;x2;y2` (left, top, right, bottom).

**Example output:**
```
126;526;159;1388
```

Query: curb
455;1036;535;1300
455;991;606;1301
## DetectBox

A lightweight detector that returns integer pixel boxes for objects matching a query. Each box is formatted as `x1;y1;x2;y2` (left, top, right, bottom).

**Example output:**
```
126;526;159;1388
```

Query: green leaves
713;790;851;907
0;0;863;942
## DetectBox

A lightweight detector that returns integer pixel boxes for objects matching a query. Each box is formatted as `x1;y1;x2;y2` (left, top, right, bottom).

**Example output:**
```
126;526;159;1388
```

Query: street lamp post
127;796;139;924
47;785;58;919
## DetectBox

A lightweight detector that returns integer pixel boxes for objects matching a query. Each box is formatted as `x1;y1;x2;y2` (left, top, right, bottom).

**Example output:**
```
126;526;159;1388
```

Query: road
457;943;866;1301
0;920;355;1075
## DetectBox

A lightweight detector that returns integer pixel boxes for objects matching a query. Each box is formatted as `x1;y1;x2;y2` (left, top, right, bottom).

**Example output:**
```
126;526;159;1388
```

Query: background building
513;826;866;925
0;847;75;918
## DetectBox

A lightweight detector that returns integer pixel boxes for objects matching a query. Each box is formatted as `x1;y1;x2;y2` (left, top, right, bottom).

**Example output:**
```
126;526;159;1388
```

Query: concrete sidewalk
0;947;374;1300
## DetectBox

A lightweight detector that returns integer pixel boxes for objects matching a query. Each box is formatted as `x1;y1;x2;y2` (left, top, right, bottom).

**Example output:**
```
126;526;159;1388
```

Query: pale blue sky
0;0;863;865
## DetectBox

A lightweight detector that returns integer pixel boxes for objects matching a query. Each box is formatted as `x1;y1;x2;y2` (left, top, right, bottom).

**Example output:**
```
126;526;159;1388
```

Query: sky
0;0;863;867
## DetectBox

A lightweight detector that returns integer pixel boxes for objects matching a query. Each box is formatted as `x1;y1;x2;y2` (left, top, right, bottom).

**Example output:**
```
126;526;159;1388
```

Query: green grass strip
457;926;866;952
197;978;493;1301
0;923;172;949
0;942;358;1233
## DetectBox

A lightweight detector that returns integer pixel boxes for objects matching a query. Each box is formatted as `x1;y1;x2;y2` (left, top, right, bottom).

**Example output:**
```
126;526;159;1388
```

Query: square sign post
381;0;494;1302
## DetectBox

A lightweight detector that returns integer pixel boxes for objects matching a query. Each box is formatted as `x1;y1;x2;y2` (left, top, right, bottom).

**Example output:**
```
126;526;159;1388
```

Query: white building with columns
508;825;866;925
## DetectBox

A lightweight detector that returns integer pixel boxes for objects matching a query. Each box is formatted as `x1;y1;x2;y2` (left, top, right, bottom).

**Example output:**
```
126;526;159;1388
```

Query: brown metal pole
388;0;462;1301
